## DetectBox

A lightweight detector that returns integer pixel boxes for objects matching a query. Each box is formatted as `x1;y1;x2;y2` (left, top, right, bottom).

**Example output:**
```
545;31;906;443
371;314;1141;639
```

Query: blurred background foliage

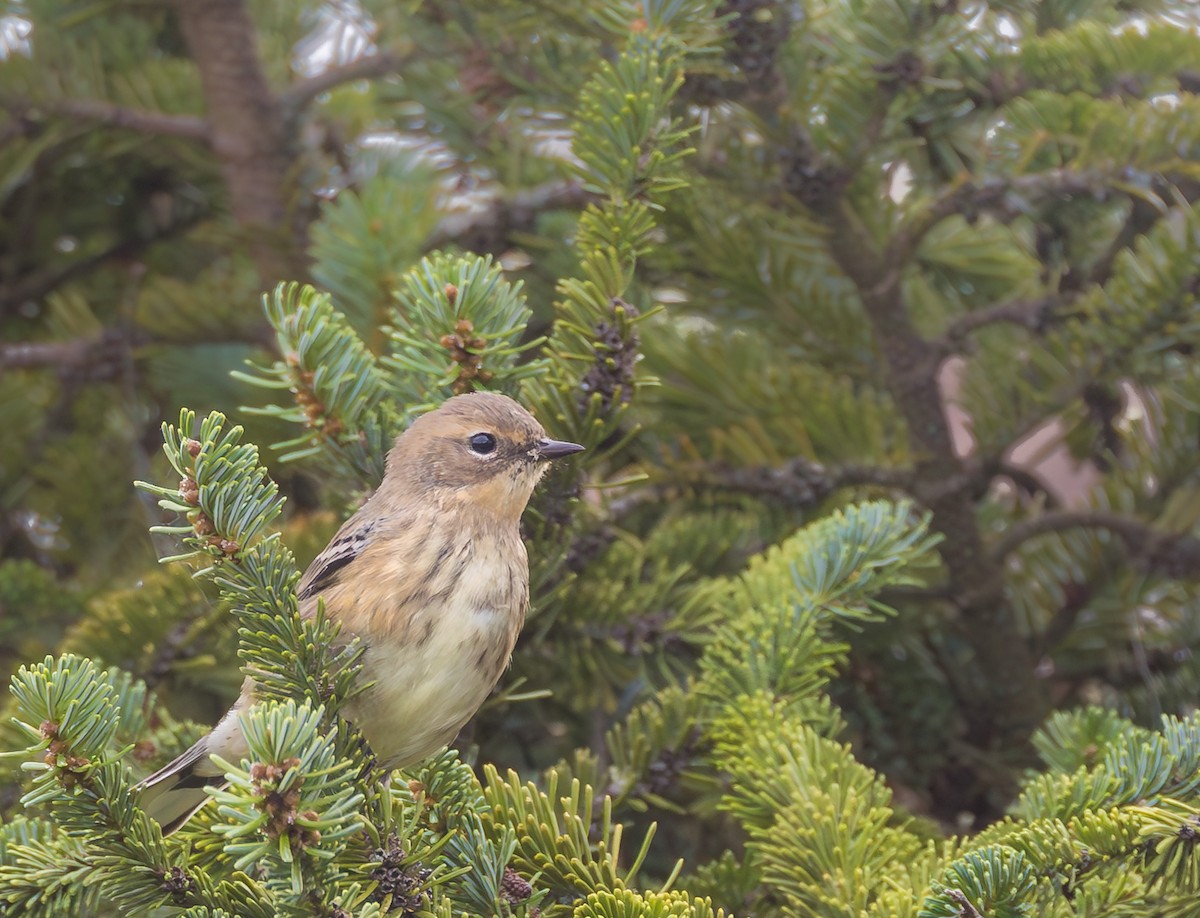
3;0;1200;914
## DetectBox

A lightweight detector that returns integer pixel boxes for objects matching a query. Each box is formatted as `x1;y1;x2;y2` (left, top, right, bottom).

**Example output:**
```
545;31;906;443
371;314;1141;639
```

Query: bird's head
384;391;584;520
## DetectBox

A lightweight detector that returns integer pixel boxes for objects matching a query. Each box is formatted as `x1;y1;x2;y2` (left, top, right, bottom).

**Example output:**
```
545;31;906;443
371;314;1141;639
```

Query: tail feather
138;738;227;835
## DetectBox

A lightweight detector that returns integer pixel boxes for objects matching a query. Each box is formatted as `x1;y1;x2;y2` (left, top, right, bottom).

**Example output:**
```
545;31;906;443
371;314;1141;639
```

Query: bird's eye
468;432;498;455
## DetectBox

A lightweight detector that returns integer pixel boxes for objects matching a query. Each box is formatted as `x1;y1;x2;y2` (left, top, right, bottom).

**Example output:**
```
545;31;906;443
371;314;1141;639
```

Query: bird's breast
344;531;527;770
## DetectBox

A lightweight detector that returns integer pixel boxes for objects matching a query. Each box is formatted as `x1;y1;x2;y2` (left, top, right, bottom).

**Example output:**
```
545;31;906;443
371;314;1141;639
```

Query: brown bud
217;539;239;556
183;438;202;457
39;720;59;740
501;866;533;903
454;318;474;335
444;283;458;305
179;478;200;505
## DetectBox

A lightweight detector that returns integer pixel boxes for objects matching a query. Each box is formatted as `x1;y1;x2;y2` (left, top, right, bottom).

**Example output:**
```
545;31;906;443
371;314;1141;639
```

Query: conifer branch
0;331;141;376
33;98;210;141
280;49;412;112
821;174;1050;758
175;0;308;285
607;460;915;519
943;295;1064;347
991;510;1200;579
887;169;1107;271
701;459;914;506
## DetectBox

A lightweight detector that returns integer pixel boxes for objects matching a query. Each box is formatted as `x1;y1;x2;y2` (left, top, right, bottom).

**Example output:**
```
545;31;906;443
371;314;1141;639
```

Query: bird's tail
138;737;227;835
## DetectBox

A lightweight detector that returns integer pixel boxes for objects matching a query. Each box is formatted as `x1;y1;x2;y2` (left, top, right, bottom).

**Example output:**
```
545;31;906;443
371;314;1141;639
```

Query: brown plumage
139;392;583;834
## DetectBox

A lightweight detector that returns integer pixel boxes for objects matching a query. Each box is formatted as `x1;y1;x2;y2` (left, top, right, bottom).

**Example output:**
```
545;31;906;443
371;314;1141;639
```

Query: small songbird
140;391;584;833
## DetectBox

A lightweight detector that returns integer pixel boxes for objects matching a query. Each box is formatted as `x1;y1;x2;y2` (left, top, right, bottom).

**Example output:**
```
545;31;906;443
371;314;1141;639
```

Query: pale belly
345;605;516;769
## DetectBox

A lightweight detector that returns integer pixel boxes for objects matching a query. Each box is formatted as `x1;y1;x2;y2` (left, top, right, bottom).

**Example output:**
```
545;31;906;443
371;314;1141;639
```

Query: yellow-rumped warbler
140;391;584;833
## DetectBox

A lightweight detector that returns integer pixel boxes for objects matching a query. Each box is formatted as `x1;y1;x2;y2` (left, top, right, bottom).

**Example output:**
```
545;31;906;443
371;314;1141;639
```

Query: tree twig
281;50;410;112
887;169;1107;271
47;99;210;142
821;179;1051;753
606;458;914;521
943;295;1064;347
992;510;1200;579
176;0;308;286
0;328;148;377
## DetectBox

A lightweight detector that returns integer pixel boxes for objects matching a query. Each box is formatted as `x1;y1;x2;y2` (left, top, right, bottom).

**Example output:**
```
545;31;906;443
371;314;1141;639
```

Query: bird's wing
297;515;379;604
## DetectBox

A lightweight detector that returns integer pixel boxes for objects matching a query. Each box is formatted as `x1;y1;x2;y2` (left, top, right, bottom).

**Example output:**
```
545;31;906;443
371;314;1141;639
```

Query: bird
139;391;584;834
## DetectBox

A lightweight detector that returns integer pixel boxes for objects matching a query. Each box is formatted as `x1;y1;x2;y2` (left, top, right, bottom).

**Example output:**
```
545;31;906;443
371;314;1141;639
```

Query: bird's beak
535;438;586;460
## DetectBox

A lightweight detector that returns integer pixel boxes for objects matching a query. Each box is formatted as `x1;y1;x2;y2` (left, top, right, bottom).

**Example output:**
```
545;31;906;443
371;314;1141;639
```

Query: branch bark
606;458;914;522
281;50;410;112
943;295;1064;348
31;98;210;142
991;510;1200;579
821;195;1049;751
887;169;1107;271
0;329;147;377
174;0;309;287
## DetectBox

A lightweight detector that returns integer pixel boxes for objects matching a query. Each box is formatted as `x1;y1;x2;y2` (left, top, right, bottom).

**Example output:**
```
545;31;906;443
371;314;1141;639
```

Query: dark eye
468;432;497;455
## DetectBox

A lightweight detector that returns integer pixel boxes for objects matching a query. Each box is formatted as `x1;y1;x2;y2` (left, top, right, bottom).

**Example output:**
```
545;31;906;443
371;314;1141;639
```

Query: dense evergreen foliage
3;0;1200;914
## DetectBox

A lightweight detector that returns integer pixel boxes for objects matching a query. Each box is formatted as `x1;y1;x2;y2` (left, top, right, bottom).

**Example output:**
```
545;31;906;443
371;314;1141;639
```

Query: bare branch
943;295;1064;347
0;329;146;377
47;98;210;142
887;169;1107;270
176;0;308;285
703;458;914;507
0;339;94;371
281;50;410;112
607;458;914;521
992;510;1200;579
821;184;1051;749
4;95;209;142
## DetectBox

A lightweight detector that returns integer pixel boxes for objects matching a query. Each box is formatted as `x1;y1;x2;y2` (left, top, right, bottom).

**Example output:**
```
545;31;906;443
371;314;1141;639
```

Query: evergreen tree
3;0;1200;915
